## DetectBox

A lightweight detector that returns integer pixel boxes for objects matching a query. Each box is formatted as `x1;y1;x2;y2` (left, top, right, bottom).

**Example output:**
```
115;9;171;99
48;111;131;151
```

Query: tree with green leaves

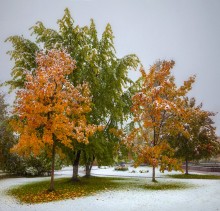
0;92;16;171
169;98;219;174
5;8;139;180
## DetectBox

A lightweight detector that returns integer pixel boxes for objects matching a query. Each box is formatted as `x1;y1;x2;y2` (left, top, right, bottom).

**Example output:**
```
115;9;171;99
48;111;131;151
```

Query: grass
141;181;190;190
8;177;122;204
119;178;192;191
167;174;220;180
8;176;190;204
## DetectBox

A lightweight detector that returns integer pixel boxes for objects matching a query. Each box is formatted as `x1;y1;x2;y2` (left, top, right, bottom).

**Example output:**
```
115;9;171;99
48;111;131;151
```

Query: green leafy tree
5;9;139;179
169;98;220;174
0;93;17;171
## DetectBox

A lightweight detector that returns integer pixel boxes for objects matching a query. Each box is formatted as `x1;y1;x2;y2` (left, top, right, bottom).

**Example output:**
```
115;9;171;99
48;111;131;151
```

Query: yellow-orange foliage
126;60;195;175
11;49;99;156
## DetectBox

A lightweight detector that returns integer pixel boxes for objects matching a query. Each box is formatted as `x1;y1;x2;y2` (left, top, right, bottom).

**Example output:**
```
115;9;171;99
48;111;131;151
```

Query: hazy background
0;0;220;135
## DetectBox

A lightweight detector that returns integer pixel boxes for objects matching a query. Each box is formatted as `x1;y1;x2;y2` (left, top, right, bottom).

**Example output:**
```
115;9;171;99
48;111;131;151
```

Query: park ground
0;166;220;211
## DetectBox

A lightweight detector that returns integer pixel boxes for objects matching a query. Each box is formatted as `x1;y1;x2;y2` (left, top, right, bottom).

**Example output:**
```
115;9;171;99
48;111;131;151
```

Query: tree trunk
90;156;94;172
152;166;156;182
72;150;81;181
152;128;157;182
49;142;56;191
85;156;95;177
85;164;91;177
185;158;189;175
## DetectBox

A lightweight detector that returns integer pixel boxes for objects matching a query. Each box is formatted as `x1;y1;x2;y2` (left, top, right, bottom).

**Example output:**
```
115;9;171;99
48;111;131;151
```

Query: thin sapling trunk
185;158;189;175
49;141;56;191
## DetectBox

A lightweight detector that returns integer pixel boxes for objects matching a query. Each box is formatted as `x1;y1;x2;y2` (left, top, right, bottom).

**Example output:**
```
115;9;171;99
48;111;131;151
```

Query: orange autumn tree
10;49;98;191
126;60;195;182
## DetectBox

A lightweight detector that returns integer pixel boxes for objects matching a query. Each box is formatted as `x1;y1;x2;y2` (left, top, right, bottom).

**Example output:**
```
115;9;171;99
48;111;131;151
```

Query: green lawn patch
141;182;190;190
8;176;191;204
167;174;220;180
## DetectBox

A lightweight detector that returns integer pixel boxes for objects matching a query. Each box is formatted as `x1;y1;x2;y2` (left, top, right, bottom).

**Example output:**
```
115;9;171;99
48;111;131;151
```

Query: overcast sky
0;0;220;135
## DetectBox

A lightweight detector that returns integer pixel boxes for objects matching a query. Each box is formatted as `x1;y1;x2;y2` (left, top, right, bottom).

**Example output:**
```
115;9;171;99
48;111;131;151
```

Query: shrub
114;166;128;171
139;170;149;173
25;167;38;176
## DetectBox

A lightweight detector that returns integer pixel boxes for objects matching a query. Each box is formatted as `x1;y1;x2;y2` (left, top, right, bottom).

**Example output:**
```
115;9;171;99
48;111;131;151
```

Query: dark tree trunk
84;156;95;177
85;164;91;177
152;128;157;182
185;158;189;175
152;166;156;182
90;156;94;172
72;150;81;181
49;142;56;191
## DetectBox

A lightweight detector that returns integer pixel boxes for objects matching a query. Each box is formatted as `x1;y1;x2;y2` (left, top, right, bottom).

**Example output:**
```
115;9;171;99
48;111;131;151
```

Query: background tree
0;93;17;171
125;60;195;182
5;8;139;179
10;50;98;190
169;97;220;174
0;92;64;176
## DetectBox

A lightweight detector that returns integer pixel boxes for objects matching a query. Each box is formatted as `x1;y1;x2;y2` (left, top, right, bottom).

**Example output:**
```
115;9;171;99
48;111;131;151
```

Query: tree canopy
10;50;99;190
169;97;220;174
5;8;139;169
125;60;195;181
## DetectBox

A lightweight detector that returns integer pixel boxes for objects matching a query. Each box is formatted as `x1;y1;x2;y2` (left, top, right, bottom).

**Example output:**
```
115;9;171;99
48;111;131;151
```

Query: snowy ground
0;166;220;211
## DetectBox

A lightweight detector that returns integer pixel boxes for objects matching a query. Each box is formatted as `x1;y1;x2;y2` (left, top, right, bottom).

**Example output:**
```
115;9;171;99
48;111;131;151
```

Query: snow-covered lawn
0;166;220;211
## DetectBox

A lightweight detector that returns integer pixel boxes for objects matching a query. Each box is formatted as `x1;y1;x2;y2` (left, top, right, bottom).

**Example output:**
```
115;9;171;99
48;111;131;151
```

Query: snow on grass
0;166;219;211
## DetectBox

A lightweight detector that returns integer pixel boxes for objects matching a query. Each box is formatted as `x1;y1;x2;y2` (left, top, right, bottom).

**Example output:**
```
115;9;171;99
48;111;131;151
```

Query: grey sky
0;0;220;135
